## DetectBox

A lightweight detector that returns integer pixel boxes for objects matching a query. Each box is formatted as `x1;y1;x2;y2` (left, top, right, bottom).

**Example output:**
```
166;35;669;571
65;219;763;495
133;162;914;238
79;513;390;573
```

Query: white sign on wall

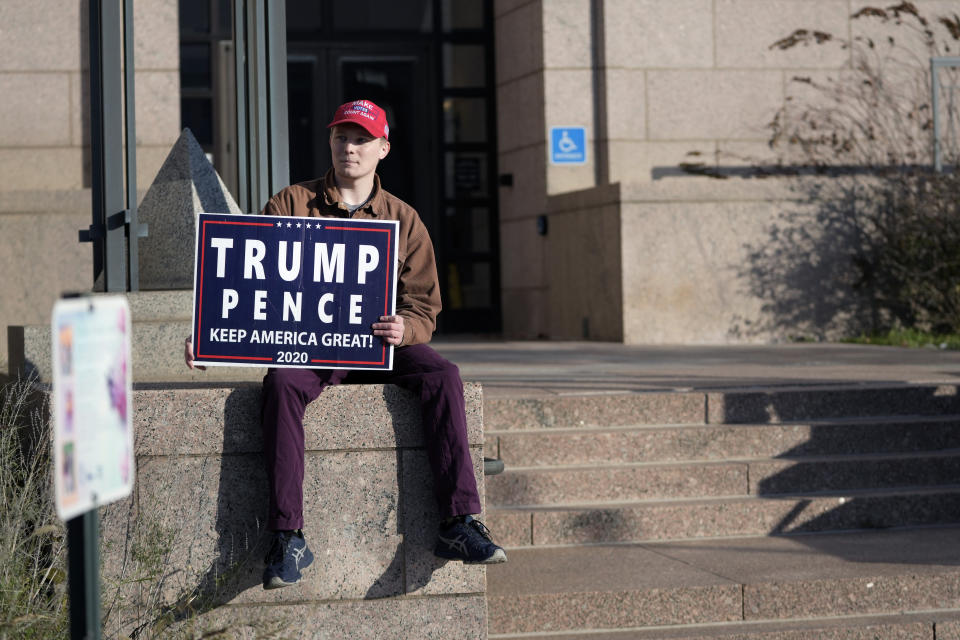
52;295;134;521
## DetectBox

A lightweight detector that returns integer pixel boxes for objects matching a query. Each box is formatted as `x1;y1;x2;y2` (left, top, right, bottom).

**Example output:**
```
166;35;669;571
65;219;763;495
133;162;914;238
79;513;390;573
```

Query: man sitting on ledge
185;99;506;590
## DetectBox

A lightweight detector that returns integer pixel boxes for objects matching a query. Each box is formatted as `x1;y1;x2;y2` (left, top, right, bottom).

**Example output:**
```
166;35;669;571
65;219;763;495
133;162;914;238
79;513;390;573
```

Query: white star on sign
305;223;312;229
286;222;292;228
276;221;283;227
296;222;301;228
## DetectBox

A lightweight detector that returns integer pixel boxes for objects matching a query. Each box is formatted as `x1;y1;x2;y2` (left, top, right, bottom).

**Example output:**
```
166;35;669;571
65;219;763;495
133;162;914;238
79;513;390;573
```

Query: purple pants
260;343;482;530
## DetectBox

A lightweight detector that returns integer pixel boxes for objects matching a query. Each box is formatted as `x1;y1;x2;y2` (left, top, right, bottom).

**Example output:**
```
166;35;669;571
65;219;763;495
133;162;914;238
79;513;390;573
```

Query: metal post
123;0;144;290
81;0;146;291
233;0;289;213
265;0;290;195
234;0;249;213
931;57;960;173
67;510;101;640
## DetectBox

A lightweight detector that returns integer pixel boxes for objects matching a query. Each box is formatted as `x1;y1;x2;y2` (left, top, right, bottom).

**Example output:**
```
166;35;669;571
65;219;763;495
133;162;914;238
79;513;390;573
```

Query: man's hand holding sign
184;99;506;593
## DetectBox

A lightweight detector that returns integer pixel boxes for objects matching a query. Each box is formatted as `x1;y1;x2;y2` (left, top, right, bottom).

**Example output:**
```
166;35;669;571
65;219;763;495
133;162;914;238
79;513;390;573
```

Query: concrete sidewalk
432;340;960;396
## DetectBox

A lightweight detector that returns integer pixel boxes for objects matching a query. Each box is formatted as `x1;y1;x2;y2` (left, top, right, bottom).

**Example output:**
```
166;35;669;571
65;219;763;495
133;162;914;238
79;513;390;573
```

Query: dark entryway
285;0;500;334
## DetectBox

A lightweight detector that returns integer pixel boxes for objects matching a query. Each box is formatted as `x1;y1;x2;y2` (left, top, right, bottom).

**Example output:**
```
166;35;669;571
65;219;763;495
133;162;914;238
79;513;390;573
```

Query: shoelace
467;518;494;542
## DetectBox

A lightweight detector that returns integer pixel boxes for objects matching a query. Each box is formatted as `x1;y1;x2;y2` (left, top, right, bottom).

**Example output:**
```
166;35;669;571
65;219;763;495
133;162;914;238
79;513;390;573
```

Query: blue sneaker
262;530;314;589
434;516;507;564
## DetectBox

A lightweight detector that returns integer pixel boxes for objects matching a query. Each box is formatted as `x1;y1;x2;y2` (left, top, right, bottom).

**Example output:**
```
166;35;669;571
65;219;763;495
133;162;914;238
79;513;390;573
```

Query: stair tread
488;483;960;511
488;609;960;639
487;526;960;597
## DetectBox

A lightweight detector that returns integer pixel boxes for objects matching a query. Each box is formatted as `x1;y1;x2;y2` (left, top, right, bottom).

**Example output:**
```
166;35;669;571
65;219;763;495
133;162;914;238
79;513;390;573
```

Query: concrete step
489;416;960;468
486;461;749;506
94;381;488;638
10;319;263;383
486;487;960;546
484;385;960;430
486;452;960;507
489;611;960;639
485;527;960;636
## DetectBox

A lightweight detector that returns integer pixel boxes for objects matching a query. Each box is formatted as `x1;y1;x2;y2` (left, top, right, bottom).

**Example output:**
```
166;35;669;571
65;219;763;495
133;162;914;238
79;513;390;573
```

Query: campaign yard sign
192;213;399;370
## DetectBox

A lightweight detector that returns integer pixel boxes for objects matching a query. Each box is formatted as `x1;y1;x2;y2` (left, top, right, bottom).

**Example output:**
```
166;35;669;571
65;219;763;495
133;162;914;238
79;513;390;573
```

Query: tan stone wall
494;0;953;343
0;0;180;192
0;0;180;369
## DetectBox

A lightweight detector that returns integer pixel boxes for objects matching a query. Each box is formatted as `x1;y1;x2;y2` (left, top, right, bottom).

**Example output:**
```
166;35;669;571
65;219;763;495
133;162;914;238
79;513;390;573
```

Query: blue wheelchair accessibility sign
550;127;587;164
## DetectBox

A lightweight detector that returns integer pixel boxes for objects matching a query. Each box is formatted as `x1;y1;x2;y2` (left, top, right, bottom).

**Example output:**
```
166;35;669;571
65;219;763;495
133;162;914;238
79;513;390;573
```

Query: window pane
179;0;210;33
442;0;484;31
443;97;486;143
180;43;211;89
332;0;432;31
286;0;323;32
181;98;213;146
445;152;488;198
444;206;490;252
216;0;232;33
443;44;485;88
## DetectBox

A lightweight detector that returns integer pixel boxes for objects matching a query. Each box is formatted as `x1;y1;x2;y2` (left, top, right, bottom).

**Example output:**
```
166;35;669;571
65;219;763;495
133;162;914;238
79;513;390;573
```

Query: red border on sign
195;219;394;367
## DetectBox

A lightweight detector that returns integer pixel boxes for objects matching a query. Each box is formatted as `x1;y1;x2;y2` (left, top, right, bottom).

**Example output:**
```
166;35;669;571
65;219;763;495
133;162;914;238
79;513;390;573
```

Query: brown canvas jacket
261;169;441;346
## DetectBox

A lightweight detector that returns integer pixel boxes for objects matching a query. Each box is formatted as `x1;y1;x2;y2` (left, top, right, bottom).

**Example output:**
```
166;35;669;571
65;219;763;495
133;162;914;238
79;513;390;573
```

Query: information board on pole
191;212;399;371
52;295;134;521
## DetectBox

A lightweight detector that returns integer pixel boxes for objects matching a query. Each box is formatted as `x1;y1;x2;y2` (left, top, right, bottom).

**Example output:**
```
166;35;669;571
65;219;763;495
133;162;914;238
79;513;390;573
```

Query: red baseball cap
327;99;390;139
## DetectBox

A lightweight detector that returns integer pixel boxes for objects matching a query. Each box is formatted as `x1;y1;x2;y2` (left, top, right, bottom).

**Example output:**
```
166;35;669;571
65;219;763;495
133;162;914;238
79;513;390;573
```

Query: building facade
1;0;957;367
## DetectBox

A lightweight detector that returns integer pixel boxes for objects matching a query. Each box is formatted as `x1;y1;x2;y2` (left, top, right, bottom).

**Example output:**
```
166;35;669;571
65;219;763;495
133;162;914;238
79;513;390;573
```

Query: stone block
543;0;592;69
487;462;748;505
497;144;547;219
99;380;488;639
604;0;714;69
401;449;486;595
647;70;783;141
0;73;71;146
133;595;488;640
708;385;960;425
744;573;960;620
939;620;960;640
70;72;87;147
499;219;544;288
751;455;960;495
134;0;179;70
0;148;84;190
137;129;242;290
546;162;595;198
605;69;646;141
135;71;181;146
484;391;706;430
133;384;483;456
499;287;548;340
483;509;531;547
544;69;593;136
495;0;536;19
716;0;850;69
491;490;960;546
496;74;545;154
620;198;781;344
126;290;194;321
488;584;741;634
0;0;81;72
495;1;543;84
1;208;90;372
136;144;179;191
609;139;717;183
544;200;622;340
8;320;264;383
